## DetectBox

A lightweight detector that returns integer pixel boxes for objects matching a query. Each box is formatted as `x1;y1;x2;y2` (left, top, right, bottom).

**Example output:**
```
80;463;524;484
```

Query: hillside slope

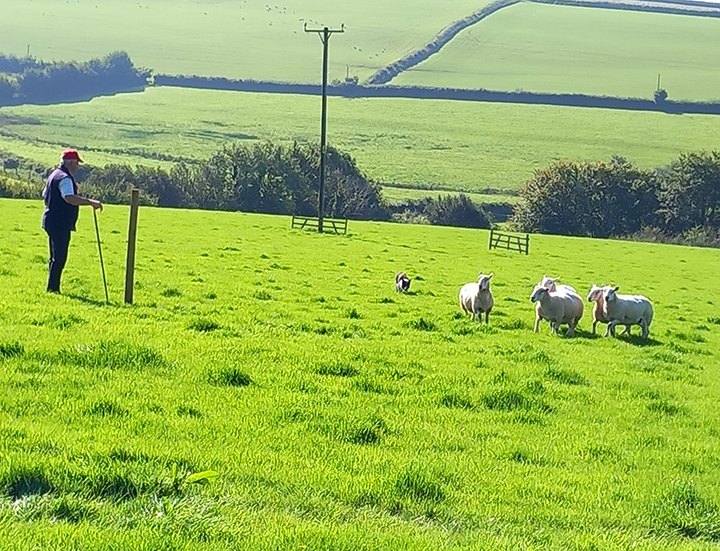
2;198;720;549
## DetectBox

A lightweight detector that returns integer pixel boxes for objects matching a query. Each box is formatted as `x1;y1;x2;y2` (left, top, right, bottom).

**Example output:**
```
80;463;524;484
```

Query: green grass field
2;197;720;549
3;87;720;191
393;3;720;102
0;0;487;84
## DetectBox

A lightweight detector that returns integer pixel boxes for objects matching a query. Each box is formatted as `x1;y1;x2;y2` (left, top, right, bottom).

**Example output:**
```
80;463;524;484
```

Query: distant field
2;87;720;191
3;198;720;549
382;187;519;205
3;0;720;102
393;3;720;101
0;0;486;84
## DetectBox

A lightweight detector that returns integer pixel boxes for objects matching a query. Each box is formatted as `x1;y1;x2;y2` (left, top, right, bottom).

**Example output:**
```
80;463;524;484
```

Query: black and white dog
395;272;411;293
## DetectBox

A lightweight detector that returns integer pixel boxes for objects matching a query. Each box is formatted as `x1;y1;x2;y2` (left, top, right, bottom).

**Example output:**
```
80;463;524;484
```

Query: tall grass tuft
498;318;529;330
349;416;388;445
207;366;252;387
32;313;85;329
188;318;222;332
315;361;358;377
0;341;24;359
1;465;53;500
545;367;589;386
649;481;720;541
85;399;129;418
440;391;474;410
404;317;438;332
648;399;684;416
161;288;182;297
481;389;551;413
12;495;97;524
393;465;445;503
56;341;166;371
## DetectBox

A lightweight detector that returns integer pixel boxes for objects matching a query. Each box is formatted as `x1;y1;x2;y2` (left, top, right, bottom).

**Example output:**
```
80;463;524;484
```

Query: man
41;149;103;294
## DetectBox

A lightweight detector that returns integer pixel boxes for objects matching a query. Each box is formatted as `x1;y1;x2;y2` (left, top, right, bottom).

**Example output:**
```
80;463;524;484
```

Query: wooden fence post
124;188;140;304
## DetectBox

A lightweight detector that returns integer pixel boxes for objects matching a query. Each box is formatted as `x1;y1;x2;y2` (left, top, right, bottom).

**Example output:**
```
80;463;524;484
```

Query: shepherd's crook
93;208;109;303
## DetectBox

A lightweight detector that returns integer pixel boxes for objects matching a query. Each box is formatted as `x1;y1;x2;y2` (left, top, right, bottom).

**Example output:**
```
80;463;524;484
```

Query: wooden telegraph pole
124;188;140;304
304;23;344;233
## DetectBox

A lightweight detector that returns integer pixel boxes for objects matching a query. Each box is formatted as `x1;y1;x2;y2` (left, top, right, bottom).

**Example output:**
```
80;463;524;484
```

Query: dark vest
42;166;79;232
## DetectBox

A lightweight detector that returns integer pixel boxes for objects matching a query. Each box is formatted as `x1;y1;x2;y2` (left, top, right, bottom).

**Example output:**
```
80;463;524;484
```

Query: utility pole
304;23;344;233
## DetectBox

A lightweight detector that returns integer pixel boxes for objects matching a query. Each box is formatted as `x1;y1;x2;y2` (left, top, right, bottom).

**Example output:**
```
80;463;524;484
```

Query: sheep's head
587;284;604;302
603;286;620;302
478;272;493;291
540;275;559;292
530;284;549;303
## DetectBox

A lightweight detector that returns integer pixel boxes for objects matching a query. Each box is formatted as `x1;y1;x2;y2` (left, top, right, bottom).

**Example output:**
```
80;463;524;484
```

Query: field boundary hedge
153;77;720;115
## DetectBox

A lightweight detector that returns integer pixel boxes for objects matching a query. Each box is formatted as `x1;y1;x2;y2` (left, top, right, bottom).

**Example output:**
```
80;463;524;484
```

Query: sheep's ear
614;286;620;292
488;273;494;279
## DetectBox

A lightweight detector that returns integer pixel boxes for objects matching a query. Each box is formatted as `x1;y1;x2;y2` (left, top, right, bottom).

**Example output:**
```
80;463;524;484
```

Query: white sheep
602;286;654;339
395;272;411;293
540;275;577;296
587;284;631;336
530;283;584;336
459;272;494;324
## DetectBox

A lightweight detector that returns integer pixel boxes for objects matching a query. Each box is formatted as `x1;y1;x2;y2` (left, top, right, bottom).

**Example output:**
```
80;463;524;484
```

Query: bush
511;158;659;237
658;151;720;234
389;193;491;228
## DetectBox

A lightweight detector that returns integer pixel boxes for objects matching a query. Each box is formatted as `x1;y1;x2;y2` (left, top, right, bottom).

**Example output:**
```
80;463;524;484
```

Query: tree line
3;144;719;241
510;152;720;246
0;51;147;106
0;143;493;229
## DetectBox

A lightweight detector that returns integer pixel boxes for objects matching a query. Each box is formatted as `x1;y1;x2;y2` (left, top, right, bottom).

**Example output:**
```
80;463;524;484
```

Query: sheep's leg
566;320;576;337
591;320;597;335
641;320;649;340
608;320;618;337
551;321;559;335
621;325;631;336
485;311;490;324
603;324;611;338
534;317;541;333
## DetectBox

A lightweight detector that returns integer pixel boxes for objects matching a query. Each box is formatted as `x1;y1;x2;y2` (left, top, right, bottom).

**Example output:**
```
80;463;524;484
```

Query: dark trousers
45;227;71;293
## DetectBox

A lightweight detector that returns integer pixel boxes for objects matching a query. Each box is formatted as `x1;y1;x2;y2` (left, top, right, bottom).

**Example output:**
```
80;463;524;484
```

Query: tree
658;151;720;233
511;159;658;237
654;89;668;104
0;75;17;106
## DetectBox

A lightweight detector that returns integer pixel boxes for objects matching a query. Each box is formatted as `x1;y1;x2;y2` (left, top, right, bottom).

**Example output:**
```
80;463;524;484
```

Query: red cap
61;149;83;163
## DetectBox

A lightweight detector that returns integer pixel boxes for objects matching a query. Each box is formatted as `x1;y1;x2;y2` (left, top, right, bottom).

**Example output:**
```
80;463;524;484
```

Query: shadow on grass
65;293;113;307
562;328;662;347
